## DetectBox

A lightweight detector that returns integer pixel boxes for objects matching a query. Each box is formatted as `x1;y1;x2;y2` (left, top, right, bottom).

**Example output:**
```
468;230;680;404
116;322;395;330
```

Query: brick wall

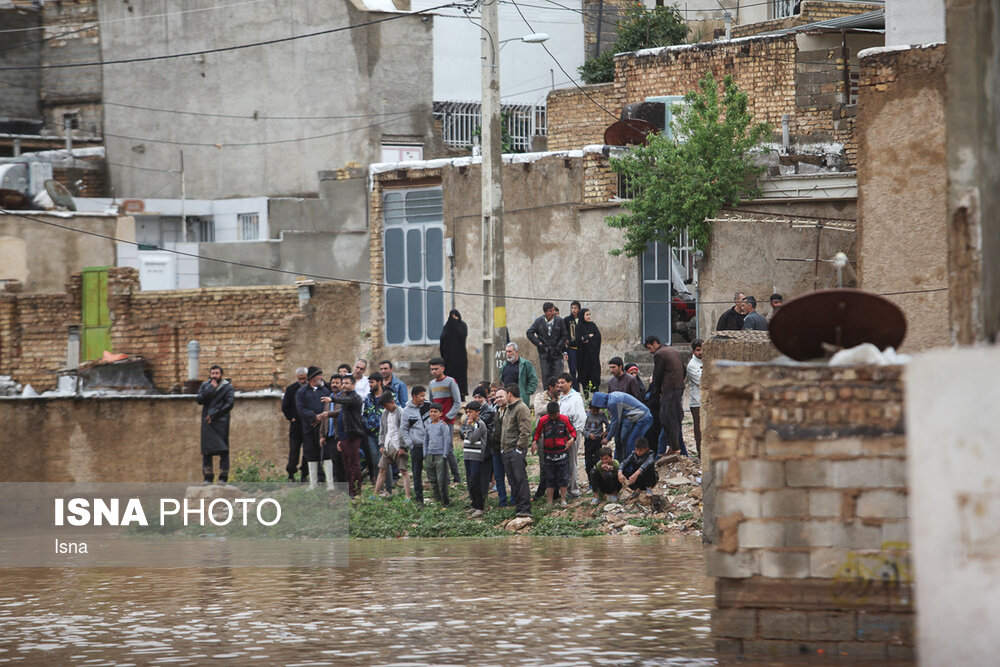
582;150;617;204
704;360;913;660
0;269;362;392
732;1;884;38
546;84;621;151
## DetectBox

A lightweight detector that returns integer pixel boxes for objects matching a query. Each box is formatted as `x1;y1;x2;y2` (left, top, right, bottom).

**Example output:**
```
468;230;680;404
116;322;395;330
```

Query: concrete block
759;610;808;640
762;489;808;517
857;612;914;643
832;460;882;488
785;460;831;487
888;645;916;661
739;520;786;549
711;608;757;639
856;490;908;518
761;550;810;579
713;638;743;655
881;458;908;488
840;521;885;550
813;437;862;457
706;549;759;579
743;638;838;658
807;611;856;641
810;547;849;578
809;490;842;517
716;490;761;518
881;520;909;545
740;460;785;489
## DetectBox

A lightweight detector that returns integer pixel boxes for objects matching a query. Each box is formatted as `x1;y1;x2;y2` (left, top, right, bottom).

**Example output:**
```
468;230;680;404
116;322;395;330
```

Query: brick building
548;2;886;172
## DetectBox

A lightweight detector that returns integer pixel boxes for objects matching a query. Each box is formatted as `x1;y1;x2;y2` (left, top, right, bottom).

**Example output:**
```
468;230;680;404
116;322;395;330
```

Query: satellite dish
44;179;76;211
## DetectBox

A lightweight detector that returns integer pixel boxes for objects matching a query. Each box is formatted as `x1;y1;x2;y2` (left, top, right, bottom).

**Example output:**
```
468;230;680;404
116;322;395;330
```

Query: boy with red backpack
531;401;577;507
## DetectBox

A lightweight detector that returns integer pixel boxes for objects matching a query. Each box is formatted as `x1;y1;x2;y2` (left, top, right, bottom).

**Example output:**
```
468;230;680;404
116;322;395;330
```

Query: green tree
579;4;688;84
606;72;772;256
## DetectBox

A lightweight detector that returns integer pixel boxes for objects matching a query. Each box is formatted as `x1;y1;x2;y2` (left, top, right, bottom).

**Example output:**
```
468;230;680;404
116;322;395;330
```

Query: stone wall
0;395;286;483
546;84;621;151
856;43;949;351
0;268;362;392
705;361;912;660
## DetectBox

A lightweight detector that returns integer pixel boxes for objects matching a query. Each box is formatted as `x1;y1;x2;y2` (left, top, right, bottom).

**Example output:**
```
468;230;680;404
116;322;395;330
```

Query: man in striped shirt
429;357;462;483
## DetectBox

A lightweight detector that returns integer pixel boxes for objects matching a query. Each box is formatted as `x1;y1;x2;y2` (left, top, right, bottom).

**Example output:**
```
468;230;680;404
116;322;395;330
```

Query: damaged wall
0;269;362;392
704;360;913;660
856;43;949;352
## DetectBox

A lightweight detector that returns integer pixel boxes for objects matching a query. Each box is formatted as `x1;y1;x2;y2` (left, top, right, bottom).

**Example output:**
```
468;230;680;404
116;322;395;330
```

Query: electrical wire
0;206;946;306
102;102;433;122
0;3;462;71
101;109;423;148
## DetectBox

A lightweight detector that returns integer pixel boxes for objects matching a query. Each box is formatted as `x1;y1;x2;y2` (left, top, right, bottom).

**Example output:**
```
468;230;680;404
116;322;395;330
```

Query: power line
0;206;946;306
102;109;423;148
102;102;432;122
0;3;461;71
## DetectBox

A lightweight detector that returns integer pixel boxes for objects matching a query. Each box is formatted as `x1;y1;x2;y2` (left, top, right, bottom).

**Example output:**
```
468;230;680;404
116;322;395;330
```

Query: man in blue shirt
589;391;653;462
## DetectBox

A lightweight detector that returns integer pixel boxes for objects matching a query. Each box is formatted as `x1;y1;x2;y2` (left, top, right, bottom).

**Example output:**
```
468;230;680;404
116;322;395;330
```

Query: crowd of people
197;301;707;521
191;292;795;522
716;291;783;331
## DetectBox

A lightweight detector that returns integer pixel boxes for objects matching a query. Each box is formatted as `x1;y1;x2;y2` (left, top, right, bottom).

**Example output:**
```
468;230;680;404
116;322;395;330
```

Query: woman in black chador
439;309;469;398
576;308;603;396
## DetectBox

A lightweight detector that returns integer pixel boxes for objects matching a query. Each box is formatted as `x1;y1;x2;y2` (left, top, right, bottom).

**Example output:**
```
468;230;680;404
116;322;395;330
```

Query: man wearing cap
295;366;334;490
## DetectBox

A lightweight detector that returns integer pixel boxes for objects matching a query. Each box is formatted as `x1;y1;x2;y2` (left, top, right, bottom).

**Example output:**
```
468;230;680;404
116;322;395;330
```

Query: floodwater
0;535;715;666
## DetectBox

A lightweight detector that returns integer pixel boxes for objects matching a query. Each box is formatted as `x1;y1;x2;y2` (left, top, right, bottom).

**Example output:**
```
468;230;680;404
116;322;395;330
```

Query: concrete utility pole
481;0;506;382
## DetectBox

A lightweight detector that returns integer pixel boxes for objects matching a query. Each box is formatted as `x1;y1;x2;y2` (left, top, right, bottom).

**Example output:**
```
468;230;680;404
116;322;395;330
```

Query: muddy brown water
0;535;715;666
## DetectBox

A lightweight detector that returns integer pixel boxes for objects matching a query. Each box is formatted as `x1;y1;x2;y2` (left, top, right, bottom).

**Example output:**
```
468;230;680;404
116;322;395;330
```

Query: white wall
414;0;585;105
886;0;945;45
906;347;1000;665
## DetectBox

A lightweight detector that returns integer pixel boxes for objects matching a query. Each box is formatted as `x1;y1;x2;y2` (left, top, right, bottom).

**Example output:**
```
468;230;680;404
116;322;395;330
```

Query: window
63;112;79;130
641;230;695;345
381;145;424;163
772;0;797;18
186;217;215;243
383;187;445;345
238;213;260;241
645;95;687;140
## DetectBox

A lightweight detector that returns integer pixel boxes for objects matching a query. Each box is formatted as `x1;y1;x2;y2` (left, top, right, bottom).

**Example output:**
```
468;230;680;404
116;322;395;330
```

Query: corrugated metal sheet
760;9;885;36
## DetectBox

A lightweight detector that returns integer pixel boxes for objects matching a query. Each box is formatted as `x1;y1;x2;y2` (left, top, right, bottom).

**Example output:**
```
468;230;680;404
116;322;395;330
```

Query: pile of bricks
703;360;913;660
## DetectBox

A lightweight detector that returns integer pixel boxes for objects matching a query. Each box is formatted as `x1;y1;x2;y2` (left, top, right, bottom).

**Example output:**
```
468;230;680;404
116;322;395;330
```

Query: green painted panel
81;267;111;361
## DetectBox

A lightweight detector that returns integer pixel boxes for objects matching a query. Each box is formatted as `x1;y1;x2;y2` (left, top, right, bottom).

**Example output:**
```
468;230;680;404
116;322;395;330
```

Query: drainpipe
594;0;605;57
187;340;200;381
64;116;72;152
782;113;790;151
724;12;732;40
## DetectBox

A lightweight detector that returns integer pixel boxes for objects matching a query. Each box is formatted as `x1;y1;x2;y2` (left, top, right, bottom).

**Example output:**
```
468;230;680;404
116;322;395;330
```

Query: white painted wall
906;347;1000;665
886;0;945;45
413;0;585;105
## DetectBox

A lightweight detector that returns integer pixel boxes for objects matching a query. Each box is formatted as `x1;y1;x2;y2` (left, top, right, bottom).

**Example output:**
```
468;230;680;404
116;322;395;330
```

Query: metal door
81;267;111;361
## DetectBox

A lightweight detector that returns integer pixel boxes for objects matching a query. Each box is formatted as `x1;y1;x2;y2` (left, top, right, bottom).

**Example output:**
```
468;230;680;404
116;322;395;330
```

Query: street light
480;21;549;380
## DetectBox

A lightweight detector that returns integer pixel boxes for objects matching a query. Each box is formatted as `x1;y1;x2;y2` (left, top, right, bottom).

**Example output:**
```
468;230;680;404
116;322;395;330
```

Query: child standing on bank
460;400;490;517
423;403;453;506
531;401;577;507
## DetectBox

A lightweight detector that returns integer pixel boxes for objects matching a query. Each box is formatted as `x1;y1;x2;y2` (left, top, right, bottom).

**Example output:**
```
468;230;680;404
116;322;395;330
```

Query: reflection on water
0;535;715;665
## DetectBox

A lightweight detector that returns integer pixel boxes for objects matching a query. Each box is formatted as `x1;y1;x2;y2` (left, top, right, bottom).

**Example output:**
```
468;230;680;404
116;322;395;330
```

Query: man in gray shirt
742;295;768;331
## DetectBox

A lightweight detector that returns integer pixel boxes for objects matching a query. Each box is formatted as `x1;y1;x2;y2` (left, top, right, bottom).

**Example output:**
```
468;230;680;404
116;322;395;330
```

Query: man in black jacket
296;366;333;490
716;291;746;331
197;364;235;485
281;366;309;482
526;302;568;386
331;374;365;497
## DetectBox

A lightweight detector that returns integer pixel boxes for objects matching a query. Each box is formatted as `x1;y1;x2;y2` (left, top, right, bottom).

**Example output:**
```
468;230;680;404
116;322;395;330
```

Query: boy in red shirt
531;401;577;507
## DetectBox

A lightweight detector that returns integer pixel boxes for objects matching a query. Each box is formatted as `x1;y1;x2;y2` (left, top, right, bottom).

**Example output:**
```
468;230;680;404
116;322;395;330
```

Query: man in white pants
556;372;587;498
